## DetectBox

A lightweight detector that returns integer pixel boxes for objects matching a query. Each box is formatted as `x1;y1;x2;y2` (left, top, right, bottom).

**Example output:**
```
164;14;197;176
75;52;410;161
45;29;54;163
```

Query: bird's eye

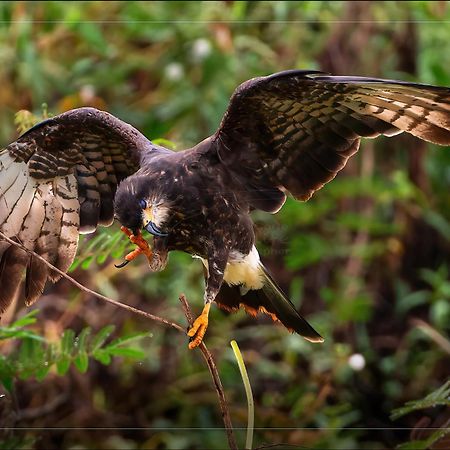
139;199;147;209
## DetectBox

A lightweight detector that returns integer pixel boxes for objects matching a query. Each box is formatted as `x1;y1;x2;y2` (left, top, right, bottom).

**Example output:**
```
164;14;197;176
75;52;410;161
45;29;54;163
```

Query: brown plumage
1;70;449;346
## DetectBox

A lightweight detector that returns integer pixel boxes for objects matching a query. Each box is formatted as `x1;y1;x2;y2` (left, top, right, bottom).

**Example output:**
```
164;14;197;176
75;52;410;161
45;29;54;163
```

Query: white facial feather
142;198;171;228
151;204;171;227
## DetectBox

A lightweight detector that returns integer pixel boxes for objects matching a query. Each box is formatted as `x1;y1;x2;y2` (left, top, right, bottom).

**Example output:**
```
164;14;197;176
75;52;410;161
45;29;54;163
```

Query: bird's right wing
0;107;153;312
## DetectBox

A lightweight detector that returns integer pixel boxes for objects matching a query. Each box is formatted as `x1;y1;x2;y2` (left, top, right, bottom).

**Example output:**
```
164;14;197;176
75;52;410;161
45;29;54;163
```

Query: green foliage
396;428;450;450
14;104;50;134
391;380;450;449
0;311;150;392
70;228;133;270
0;1;449;449
391;379;450;420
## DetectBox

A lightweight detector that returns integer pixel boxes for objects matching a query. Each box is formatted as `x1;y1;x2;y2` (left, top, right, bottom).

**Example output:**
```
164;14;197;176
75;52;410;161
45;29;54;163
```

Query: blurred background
0;1;449;449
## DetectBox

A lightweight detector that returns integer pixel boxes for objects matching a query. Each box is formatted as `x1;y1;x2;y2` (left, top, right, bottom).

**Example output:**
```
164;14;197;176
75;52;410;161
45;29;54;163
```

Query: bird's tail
215;264;324;343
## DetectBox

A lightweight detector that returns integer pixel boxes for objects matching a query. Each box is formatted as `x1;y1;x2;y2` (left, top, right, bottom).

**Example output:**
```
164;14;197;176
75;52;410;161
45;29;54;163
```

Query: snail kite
1;70;449;348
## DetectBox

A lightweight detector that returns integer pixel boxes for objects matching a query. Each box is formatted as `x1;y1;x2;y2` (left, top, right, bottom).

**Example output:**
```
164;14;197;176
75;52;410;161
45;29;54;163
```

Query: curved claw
115;260;130;269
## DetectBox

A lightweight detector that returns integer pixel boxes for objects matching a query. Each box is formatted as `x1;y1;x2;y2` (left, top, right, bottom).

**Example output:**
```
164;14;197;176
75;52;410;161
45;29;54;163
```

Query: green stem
231;340;254;450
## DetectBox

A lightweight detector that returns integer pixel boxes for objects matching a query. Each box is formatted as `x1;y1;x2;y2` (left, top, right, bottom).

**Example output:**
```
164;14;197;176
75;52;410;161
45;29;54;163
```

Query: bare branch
0;232;237;450
180;294;238;450
0;231;184;333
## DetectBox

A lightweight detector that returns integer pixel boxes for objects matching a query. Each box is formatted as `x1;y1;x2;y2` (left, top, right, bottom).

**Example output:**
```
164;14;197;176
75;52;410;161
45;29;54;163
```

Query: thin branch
0;231;183;333
180;294;238;450
0;231;236;449
17;393;69;421
410;318;450;355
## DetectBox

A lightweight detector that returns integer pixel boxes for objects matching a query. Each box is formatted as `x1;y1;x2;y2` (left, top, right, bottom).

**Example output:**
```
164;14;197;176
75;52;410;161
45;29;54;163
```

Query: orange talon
129;233;152;258
120;226;133;237
187;303;211;349
116;227;153;268
125;247;143;261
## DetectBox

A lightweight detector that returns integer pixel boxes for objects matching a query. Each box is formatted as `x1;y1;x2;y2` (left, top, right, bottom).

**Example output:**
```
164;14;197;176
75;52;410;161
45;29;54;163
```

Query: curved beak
145;221;168;237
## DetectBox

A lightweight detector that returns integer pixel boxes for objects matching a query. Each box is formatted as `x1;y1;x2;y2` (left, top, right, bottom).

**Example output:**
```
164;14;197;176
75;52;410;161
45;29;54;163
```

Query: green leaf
56;355;71;375
106;347;145;359
76;327;91;353
92;349;111;365
0;329;44;341
96;252;108;265
61;329;75;356
81;255;94;270
90;325;115;352
45;343;58;367
17;339;45;379
152;137;177;150
35;364;51;381
104;332;150;359
397;427;450;449
68;257;82;272
391;379;450;420
10;310;39;328
107;332;150;348
74;352;89;373
0;356;15;392
397;439;429;450
423;210;450;241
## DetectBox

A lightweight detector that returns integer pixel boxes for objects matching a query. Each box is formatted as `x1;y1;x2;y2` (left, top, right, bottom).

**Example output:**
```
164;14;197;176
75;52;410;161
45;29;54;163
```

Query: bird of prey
1;70;449;349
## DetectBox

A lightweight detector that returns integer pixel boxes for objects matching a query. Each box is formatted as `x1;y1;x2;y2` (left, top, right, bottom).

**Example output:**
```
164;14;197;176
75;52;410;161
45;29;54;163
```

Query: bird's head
114;175;172;238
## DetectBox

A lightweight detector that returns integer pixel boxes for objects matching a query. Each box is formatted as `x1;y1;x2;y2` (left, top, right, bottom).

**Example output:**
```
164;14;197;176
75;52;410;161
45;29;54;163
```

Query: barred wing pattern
0;108;150;311
215;70;450;210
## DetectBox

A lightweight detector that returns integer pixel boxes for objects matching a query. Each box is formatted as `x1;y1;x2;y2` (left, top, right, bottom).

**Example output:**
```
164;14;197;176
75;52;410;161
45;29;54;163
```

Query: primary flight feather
1;70;449;348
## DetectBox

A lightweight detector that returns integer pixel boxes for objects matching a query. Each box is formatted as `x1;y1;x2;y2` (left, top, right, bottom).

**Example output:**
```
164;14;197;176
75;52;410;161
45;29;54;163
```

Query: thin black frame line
0;20;449;24
4;427;449;431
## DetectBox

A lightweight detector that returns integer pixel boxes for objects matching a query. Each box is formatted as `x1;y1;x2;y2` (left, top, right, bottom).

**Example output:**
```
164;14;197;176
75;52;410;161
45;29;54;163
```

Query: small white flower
165;63;184;81
80;85;95;102
192;38;212;61
348;353;366;371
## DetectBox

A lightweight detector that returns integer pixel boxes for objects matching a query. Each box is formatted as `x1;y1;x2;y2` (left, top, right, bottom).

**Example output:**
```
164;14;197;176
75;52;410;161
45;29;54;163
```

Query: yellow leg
187;303;211;349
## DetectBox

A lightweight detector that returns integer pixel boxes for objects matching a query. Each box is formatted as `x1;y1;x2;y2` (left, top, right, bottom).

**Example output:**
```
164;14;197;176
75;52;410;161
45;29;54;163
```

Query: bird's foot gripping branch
115;225;208;350
115;226;153;268
187;303;211;350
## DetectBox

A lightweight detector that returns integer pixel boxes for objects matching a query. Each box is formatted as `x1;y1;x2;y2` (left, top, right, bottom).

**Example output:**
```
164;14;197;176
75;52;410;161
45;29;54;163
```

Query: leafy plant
391;380;450;450
0;310;150;392
391;379;450;421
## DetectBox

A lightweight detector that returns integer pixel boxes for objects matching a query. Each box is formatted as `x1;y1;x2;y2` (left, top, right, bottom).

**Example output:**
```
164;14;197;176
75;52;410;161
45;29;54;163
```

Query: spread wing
0;107;152;312
212;70;450;212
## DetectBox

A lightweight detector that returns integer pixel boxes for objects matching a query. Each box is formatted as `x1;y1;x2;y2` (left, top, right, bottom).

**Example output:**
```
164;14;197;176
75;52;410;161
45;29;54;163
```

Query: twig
179;295;238;450
410;318;450;355
0;232;237;449
17;393;69;420
0;231;183;333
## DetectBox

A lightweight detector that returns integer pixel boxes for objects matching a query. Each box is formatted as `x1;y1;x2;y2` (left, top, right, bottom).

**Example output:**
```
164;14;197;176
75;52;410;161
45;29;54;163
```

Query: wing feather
23;180;64;305
0;246;28;310
0;107;154;313
0;163;32;235
53;174;81;278
213;70;450;205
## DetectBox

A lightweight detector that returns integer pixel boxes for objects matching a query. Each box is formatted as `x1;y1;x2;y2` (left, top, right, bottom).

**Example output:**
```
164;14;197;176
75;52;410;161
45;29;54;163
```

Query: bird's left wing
211;70;450;212
0;107;152;312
